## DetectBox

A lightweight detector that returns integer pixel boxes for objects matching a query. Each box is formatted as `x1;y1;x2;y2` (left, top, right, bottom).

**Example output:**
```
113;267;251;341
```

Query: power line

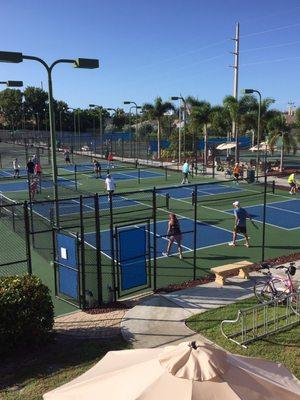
241;40;300;54
241;22;300;38
241;55;300;67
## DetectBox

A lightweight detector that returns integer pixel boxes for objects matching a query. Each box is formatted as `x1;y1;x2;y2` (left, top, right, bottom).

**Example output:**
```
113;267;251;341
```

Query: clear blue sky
1;0;300;111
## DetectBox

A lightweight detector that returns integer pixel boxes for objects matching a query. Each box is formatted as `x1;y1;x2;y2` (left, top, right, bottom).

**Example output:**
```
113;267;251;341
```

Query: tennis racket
250;219;259;230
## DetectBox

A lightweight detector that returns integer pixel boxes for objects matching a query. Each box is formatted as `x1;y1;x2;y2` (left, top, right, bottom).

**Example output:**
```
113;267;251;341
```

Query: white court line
267;204;300;215
133;224;193;252
203;204;294;231
85;215;243;260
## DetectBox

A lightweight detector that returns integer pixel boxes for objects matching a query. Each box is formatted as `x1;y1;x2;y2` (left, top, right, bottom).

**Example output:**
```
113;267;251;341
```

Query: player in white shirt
104;173;116;201
12;158;20;178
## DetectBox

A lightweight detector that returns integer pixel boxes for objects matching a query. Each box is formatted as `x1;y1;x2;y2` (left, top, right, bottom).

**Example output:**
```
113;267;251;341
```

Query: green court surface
1;156;300;316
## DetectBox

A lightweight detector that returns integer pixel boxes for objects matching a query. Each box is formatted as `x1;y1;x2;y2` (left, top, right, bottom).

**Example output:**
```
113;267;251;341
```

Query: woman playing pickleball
162;213;183;259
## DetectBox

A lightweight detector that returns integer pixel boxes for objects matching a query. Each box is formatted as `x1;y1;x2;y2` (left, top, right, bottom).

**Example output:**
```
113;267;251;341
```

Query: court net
194;179;275;208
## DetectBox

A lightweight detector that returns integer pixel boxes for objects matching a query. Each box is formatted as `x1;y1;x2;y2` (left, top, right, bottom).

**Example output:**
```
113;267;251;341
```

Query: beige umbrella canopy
43;341;300;400
216;143;236;150
249;141;277;152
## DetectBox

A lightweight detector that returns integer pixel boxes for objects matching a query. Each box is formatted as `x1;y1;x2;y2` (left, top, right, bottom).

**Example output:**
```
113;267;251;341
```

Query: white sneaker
179;254;183;259
228;242;236;246
162;252;169;257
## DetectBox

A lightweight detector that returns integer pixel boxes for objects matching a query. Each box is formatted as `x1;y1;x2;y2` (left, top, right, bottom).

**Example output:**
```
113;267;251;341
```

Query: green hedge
0;275;54;354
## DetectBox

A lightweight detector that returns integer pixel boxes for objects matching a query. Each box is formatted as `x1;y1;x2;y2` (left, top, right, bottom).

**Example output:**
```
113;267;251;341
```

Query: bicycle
254;262;299;315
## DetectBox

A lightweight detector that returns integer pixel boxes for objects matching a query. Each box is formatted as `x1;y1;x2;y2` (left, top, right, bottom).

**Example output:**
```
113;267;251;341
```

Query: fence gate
114;219;151;298
53;230;81;307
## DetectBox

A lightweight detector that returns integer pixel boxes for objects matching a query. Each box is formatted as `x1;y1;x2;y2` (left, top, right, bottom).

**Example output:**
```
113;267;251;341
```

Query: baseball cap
233;201;239;207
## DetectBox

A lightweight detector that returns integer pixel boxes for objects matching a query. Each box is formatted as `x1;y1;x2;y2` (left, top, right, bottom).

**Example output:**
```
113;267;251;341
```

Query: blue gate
54;231;80;306
115;220;151;297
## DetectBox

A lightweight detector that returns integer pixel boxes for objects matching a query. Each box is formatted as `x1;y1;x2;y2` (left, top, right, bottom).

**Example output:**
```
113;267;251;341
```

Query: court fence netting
0;177;275;308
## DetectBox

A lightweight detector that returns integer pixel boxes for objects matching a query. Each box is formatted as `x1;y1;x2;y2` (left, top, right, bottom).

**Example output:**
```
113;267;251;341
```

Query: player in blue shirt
181;160;190;184
229;201;251;247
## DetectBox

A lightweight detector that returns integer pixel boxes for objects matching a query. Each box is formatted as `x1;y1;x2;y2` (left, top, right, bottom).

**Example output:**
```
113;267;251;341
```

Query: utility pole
231;22;240;162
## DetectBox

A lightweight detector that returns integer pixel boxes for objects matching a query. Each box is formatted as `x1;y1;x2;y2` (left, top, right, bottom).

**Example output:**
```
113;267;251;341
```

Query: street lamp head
241;89;254;94
136;106;142;109
74;58;99;69
89;104;96;108
171;96;180;101
6;80;23;87
123;101;131;105
0;51;23;63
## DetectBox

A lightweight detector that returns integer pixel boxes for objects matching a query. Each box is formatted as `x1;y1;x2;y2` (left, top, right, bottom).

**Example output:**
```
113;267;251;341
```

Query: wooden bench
211;261;253;286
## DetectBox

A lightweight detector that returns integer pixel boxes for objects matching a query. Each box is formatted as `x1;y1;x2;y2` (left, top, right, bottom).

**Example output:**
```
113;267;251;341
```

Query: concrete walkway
121;263;300;348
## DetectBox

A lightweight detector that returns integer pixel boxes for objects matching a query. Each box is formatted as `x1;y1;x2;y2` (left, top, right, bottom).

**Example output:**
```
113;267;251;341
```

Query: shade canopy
216;142;236;150
43;341;300;400
249;141;276;152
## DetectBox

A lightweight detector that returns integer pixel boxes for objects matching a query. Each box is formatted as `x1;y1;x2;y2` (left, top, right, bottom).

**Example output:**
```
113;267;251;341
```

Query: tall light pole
89;104;105;156
59;110;63;136
0;51;99;226
241;88;261;180
107;108;117;153
124;101;142;159
171;96;186;164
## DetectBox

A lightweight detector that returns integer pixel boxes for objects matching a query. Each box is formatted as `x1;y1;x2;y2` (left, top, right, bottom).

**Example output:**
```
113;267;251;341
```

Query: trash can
247;169;255;183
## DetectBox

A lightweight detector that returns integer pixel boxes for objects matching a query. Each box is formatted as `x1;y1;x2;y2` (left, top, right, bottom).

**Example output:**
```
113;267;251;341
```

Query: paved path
121;263;300;348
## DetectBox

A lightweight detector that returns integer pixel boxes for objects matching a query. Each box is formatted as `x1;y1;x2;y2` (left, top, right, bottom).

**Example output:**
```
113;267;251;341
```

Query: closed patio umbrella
43;341;300;400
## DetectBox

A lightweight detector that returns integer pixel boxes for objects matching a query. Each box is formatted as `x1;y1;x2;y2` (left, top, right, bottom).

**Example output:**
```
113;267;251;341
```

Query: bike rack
221;292;300;347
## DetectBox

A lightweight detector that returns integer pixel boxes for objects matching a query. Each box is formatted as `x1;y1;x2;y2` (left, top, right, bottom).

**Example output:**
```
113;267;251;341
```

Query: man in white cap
229;201;251;247
104;173;116;202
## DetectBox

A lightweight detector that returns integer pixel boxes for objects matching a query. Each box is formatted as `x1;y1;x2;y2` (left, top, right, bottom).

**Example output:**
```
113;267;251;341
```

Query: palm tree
186;97;211;165
223;95;240;162
267;114;297;172
142;97;174;159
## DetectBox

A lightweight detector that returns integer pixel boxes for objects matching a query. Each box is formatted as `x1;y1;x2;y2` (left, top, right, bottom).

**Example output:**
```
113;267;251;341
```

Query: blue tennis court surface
59;162;119;172
99;170;164;181
31;195;139;220
157;183;243;200
84;217;241;259
0;177;75;192
225;199;300;230
0;168;28;178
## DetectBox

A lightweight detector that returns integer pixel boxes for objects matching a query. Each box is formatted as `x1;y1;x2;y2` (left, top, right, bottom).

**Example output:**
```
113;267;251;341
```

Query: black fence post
79;195;86;308
193;185;198;280
212;157;215;179
74;164;78;191
94;193;103;305
261;157;268;262
165;166;168;181
152;187;157;291
23;201;32;275
109;191;117;301
138;167;141;184
52;227;58;296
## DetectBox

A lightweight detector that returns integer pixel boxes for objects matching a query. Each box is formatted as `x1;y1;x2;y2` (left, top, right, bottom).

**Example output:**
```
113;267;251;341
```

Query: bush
0;275;54;354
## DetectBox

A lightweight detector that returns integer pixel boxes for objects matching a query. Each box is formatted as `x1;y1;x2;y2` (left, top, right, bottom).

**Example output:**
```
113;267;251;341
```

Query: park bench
211;261;253;286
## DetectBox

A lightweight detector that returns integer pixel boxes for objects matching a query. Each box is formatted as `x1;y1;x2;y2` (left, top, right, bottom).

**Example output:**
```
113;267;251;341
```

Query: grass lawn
0;334;130;400
186;297;300;379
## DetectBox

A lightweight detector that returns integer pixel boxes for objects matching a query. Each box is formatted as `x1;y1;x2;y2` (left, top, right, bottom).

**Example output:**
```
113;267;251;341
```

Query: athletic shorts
183;172;188;179
234;226;247;234
289;182;296;188
65;157;70;162
14;169;19;173
234;173;239;179
169;234;182;242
